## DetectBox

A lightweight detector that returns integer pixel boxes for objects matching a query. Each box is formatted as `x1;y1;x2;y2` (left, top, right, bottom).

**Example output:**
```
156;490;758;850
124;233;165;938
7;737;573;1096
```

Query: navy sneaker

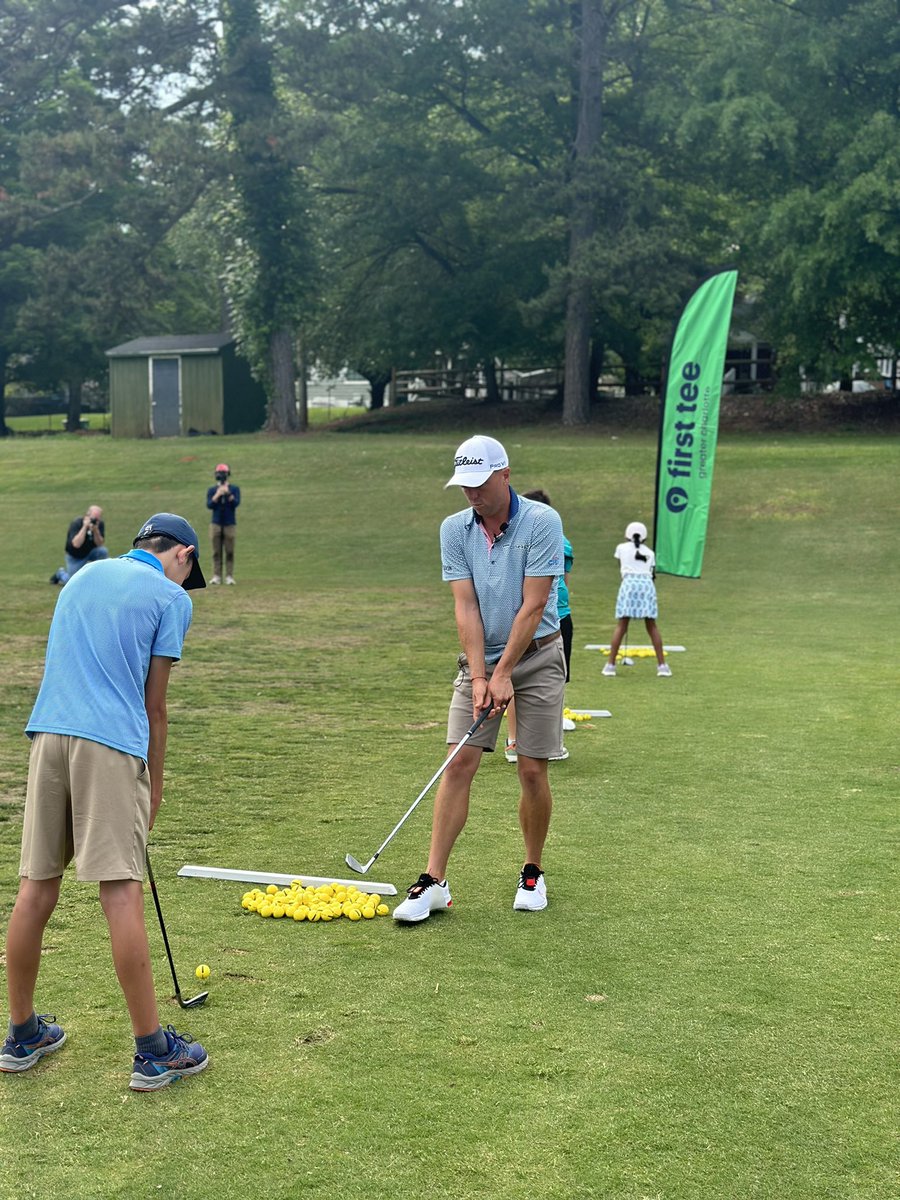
0;1014;67;1073
129;1025;209;1092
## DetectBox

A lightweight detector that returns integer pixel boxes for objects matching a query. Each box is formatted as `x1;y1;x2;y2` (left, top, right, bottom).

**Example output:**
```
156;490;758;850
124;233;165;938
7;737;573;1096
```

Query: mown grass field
0;421;897;1199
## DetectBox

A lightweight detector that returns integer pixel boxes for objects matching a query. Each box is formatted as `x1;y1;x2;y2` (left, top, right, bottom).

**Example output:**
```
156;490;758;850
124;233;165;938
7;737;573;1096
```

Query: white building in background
306;369;372;408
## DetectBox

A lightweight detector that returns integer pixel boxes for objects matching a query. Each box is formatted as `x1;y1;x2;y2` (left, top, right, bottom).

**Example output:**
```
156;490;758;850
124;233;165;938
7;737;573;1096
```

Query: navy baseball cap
133;513;206;590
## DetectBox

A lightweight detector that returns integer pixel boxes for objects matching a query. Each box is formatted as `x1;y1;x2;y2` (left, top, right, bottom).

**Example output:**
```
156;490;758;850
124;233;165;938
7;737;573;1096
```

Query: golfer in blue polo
393;436;566;923
2;514;210;1091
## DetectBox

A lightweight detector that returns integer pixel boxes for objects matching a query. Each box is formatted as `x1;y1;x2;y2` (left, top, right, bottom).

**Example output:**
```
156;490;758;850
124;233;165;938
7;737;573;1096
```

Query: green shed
106;334;267;438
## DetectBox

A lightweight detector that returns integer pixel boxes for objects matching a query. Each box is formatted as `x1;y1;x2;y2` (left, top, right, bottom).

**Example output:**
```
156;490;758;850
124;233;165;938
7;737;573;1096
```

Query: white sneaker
225;575;236;585
210;575;221;586
513;864;547;911
504;739;518;763
548;746;569;761
657;663;672;677
602;663;616;677
562;717;576;732
392;873;452;923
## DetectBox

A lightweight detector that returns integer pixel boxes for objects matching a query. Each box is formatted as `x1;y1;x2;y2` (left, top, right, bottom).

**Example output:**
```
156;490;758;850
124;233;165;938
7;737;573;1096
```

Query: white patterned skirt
615;574;658;619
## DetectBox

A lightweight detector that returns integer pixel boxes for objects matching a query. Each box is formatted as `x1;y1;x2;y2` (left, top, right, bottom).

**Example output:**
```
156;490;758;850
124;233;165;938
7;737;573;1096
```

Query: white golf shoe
392;873;452;923
513;864;548;912
602;662;616;677
657;663;672;677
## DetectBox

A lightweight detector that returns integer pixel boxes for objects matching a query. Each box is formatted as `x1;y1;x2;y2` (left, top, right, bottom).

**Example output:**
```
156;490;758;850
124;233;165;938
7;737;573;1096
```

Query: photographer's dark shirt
207;484;241;526
66;517;105;560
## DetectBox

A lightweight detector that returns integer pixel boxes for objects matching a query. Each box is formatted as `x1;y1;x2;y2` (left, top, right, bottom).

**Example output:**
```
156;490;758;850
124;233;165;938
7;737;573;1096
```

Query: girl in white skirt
602;522;671;677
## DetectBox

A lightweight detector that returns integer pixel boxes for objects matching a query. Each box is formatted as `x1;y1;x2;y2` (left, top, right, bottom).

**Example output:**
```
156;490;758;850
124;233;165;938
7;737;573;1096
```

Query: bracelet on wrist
470;674;487;681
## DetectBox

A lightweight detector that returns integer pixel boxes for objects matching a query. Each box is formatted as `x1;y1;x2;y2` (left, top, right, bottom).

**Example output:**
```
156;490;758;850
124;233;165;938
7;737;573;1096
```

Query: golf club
146;850;209;1009
345;705;496;874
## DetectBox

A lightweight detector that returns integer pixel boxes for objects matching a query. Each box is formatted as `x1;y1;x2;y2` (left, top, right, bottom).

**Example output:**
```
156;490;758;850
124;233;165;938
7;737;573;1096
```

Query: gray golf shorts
447;637;566;758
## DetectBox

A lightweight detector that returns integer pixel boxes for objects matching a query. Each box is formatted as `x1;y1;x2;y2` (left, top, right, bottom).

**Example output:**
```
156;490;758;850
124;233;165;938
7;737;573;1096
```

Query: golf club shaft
146;851;208;1007
145;849;183;999
353;706;495;869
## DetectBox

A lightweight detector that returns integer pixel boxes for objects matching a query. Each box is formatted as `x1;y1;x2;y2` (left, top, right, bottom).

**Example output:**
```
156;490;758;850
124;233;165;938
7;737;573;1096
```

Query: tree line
1;0;897;434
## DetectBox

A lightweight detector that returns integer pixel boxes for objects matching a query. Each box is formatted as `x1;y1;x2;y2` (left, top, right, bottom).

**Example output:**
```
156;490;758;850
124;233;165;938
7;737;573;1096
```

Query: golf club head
345;853;371;875
177;991;209;1009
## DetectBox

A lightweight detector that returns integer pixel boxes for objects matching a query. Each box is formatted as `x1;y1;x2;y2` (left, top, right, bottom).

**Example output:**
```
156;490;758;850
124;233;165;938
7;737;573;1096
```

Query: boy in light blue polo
393;436;566;924
2;514;211;1092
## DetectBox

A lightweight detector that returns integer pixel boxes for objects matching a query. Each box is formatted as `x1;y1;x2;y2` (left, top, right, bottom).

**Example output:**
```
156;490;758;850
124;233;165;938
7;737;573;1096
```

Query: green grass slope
0;427;897;1199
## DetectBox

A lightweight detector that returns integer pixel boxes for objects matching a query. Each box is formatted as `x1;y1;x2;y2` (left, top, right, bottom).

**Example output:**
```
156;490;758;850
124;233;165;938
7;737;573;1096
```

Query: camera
215;473;228;483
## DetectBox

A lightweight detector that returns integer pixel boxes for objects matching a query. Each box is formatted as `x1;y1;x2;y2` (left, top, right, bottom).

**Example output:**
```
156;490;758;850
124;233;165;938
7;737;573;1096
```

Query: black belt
521;629;562;659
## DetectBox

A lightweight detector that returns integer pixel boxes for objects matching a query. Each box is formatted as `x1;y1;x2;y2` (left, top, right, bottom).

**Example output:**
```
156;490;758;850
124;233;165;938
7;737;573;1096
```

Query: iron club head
344;853;371;875
177;990;209;1009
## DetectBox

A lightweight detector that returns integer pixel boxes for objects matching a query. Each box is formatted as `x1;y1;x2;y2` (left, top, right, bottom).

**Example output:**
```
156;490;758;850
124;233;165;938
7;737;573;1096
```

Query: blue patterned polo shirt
440;488;564;664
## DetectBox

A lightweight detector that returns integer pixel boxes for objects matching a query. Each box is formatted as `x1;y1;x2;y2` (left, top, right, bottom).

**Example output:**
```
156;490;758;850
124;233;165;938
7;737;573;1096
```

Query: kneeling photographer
52;505;109;584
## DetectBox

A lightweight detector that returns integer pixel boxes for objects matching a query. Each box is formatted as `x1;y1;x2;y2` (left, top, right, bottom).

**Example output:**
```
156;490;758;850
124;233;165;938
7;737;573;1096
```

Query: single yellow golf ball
195;964;210;980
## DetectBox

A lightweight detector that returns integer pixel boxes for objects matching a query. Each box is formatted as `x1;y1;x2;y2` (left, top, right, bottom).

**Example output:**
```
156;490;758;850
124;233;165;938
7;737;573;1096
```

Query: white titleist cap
625;521;648;542
445;435;510;488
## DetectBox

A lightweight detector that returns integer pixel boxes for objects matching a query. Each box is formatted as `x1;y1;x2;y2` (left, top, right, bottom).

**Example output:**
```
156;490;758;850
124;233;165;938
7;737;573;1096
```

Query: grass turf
0;425;897;1199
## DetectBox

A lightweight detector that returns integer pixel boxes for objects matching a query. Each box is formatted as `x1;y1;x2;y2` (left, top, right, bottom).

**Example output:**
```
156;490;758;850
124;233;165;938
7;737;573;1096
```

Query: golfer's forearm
146;711;167;818
455;606;486;675
494;602;546;675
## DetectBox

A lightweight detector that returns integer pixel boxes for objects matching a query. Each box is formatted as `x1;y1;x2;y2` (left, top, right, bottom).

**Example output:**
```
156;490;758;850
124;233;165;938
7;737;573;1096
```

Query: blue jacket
207;484;241;526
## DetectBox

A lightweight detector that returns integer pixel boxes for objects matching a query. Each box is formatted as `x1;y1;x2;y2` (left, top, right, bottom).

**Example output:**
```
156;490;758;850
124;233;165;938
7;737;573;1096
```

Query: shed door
151;358;181;437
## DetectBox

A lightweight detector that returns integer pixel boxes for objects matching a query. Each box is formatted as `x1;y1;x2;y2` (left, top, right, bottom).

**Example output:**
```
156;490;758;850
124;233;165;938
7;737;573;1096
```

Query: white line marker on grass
178;864;398;896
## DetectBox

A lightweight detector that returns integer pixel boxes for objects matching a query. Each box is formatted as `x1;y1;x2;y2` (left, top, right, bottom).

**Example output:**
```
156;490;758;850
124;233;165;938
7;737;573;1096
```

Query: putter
146;850;209;1009
346;706;496;875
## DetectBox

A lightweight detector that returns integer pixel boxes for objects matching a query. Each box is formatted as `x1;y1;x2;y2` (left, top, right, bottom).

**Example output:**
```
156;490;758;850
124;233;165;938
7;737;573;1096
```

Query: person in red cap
206;463;241;585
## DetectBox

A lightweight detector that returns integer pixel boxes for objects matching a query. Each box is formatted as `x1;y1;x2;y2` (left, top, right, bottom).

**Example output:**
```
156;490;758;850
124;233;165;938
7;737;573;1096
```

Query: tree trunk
624;361;645;396
365;371;390;409
65;377;84;432
617;327;645;396
562;0;605;428
589;337;605;403
0;350;9;437
297;336;309;426
482;359;501;404
266;327;301;432
564;281;593;425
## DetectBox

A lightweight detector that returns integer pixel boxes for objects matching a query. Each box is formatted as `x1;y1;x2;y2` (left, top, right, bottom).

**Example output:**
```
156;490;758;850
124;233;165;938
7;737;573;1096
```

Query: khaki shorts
20;734;151;882
447;637;566;758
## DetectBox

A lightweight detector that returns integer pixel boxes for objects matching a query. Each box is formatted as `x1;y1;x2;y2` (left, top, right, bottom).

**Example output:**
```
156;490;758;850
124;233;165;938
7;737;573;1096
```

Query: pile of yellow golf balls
563;707;593;723
241;881;391;922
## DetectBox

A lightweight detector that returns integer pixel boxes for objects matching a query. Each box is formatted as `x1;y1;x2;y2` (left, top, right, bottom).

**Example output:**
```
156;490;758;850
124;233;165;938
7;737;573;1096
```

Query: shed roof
106;334;234;358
